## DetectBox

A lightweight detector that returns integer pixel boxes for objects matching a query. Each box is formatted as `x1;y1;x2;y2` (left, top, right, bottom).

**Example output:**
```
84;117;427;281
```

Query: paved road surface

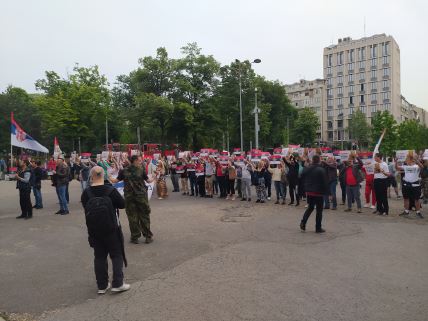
0;180;427;321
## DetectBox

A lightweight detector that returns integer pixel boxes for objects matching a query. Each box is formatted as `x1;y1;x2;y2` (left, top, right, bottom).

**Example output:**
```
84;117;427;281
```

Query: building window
382;80;389;89
349;85;354;94
359;61;365;69
360;83;365;92
348;63;354;71
384;103;391;111
348;74;354;82
327;110;334;117
358;47;366;61
371;44;378;58
327;78;333;86
370;58;376;67
337;65;343;73
328;54;333;67
382;92;390;100
360;106;367;114
327;121;333;129
371;93;377;101
382;56;389;65
337;97;343;106
327;89;332;96
338;76;343;84
370;82;376;90
350;107;354;115
360;95;365;103
371;105;377;113
295;102;298;107
383;68;390;77
337;120;343;128
327;66;332;75
348;49;355;63
337;51;344;65
338;87;343;95
359;72;365;81
371;70;377;79
350;96;354;104
328;99;333;108
383;42;389;56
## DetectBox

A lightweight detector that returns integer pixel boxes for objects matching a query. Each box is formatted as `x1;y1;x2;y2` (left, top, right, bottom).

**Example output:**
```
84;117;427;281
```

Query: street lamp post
254;87;260;149
237;58;261;152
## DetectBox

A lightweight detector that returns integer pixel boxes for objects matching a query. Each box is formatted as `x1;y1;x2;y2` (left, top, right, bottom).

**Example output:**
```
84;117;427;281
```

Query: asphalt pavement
0;179;427;321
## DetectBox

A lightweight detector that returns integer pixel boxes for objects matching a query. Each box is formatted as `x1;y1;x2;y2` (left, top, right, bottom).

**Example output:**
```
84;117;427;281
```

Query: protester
155;159;168;200
195;161;206;197
215;160;227;198
187;160;197;196
31;161;43;209
421;160;428;204
322;156;338;210
363;163;376;209
111;155;155;244
204;158;215;198
344;155;364;213
264;161;272;201
226;161;236;200
0;157;6;180
81;166;130;294
254;161;267;203
299;155;328;233
16;160;33;219
269;161;286;204
387;157;401;199
54;155;70;215
396;154;424;218
373;153;390;216
239;160;253;202
338;160;347;205
285;155;299;205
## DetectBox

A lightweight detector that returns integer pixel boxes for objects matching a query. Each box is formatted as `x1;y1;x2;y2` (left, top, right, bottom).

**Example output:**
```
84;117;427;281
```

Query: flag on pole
10;112;49;153
373;129;386;156
54;137;62;159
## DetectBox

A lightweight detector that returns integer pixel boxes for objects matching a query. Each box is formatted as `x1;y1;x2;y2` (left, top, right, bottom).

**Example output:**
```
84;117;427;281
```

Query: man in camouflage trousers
115;155;155;244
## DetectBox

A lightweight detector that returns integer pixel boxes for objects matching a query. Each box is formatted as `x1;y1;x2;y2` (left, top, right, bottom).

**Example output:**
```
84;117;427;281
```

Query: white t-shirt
374;161;389;179
402;164;420;183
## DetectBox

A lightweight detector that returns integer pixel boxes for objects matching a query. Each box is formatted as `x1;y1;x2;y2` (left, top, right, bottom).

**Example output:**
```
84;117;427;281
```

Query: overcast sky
1;0;427;108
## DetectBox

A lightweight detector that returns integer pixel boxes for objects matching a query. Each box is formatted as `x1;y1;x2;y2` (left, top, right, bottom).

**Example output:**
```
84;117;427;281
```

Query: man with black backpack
81;166;129;294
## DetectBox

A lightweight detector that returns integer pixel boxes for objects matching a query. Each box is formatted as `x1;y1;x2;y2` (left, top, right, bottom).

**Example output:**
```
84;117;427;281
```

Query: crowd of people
9;149;428;294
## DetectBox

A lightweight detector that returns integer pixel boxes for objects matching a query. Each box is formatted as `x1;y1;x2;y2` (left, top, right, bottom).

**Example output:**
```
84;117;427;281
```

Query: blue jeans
33;187;43;208
274;181;286;201
57;185;69;212
324;180;337;209
81;180;88;192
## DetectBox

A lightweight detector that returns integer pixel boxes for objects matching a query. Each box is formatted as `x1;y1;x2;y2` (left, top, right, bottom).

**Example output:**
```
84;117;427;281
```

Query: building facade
284;79;324;141
323;34;400;145
401;95;428;126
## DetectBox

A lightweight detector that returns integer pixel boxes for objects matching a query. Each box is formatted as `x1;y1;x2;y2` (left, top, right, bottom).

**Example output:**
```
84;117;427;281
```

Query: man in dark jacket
322;156;338;210
31;161;44;209
300;155;328;233
81;166;129;294
54;156;70;215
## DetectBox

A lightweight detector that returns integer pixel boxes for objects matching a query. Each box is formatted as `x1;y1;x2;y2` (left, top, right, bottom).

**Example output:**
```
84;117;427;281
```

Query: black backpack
84;187;119;238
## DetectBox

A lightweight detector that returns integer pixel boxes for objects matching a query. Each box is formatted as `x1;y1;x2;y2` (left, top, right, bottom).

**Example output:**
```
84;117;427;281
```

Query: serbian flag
11;112;49;153
54;136;62;159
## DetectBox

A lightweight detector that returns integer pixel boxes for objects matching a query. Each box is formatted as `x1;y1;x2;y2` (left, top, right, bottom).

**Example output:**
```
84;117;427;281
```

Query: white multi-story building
323;34;400;144
284;79;324;141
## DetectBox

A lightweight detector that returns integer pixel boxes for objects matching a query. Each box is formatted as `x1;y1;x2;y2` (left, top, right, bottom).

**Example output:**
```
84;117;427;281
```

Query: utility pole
239;72;243;152
253;87;260;149
105;116;109;151
226;116;230;152
78;137;81;154
137;127;141;152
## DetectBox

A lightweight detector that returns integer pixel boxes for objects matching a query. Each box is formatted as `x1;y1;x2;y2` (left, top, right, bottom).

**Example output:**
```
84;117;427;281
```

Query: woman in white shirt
396;154;423;218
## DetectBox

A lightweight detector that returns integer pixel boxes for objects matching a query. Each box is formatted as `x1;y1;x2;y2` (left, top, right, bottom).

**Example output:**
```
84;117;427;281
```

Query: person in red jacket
363;164;376;209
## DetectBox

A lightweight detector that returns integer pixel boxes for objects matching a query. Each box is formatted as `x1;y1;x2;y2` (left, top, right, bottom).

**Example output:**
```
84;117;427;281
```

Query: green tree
134;93;173;146
347;110;371;149
0;86;42;153
291;107;319;146
397;120;428;151
168;102;195;148
370;111;397;156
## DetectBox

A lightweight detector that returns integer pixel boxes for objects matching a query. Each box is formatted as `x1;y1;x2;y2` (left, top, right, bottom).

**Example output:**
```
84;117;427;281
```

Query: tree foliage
291;107;319;146
347;110;370;147
371;111;398;156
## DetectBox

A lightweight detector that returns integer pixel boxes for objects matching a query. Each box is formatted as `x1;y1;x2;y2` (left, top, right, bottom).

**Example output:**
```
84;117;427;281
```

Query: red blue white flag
10;112;49;153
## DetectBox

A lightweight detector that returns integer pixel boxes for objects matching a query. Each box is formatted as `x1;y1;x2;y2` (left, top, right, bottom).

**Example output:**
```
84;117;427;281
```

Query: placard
101;151;109;161
339;150;351;161
396;150;414;162
423;149;428;160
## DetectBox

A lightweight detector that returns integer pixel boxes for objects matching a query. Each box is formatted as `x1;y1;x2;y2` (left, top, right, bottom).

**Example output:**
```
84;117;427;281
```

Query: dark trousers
288;182;296;203
265;178;272;198
91;232;124;289
227;179;235;195
197;176;205;197
19;189;32;217
189;175;197;195
340;180;346;204
274;181;286;201
236;179;242;197
301;195;324;230
66;183;69;203
217;176;227;197
33;187;43;208
374;178;389;214
171;174;180;192
213;177;219;194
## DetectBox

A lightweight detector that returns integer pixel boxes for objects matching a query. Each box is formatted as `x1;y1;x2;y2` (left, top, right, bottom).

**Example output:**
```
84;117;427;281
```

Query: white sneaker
370;205;376;209
97;283;111;294
111;283;131;293
364;203;370;208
